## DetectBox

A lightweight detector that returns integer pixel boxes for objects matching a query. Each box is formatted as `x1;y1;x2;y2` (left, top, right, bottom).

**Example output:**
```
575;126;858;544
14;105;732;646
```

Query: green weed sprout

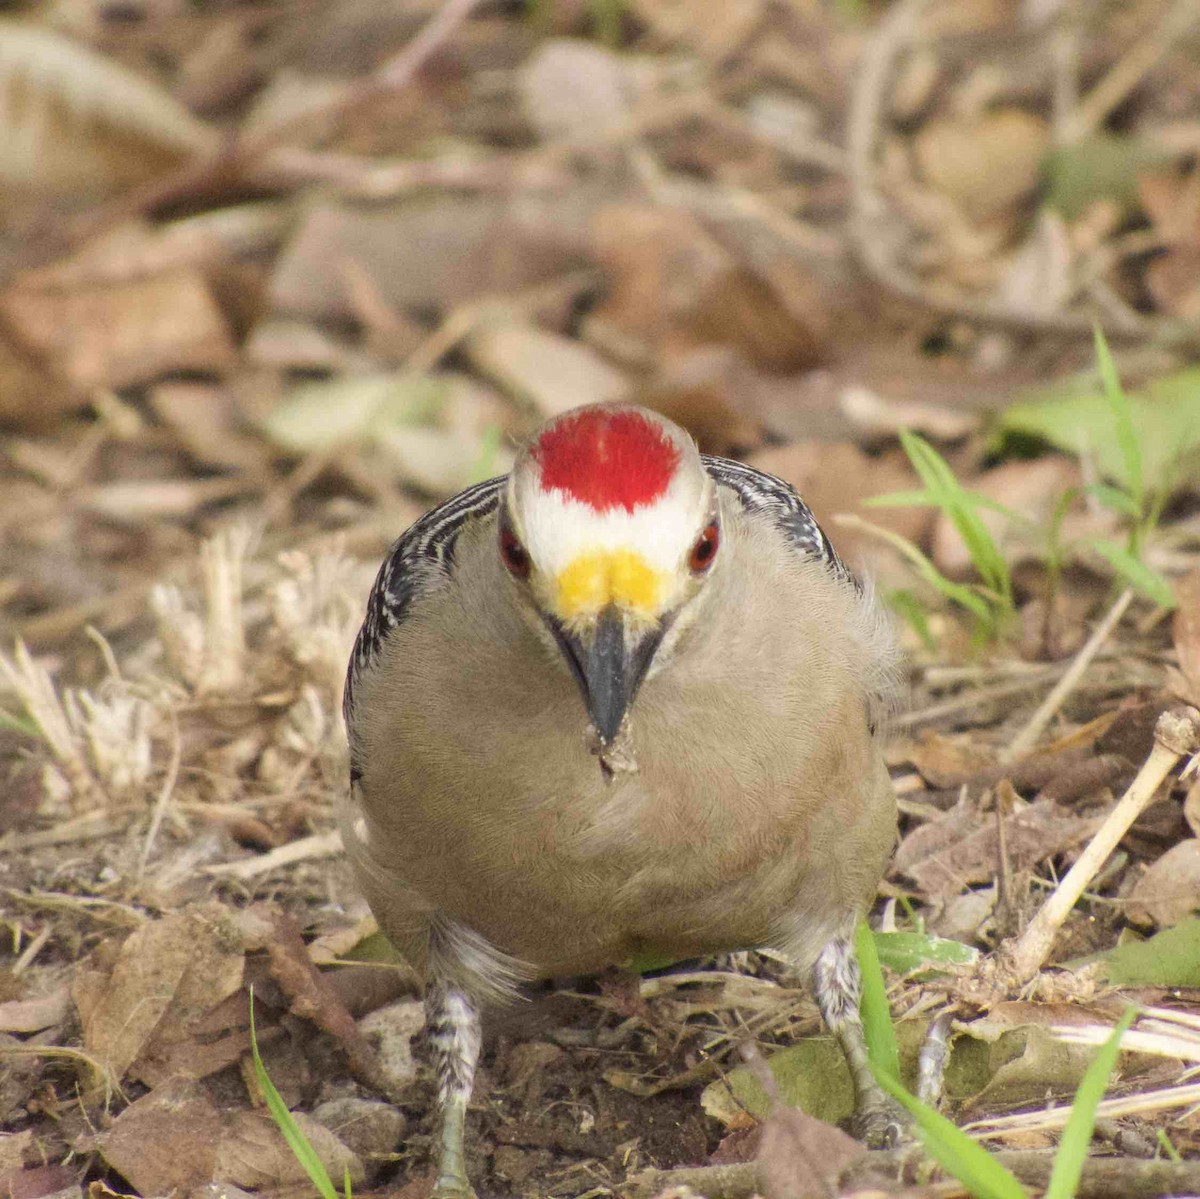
1086;328;1175;609
870;327;1176;642
865;430;1017;644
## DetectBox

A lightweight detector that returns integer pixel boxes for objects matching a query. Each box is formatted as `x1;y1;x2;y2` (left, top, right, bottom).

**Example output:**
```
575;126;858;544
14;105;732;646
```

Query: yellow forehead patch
555;550;665;620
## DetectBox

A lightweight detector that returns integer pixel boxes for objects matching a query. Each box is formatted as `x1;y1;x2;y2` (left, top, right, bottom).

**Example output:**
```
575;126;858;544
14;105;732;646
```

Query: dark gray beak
553;606;665;743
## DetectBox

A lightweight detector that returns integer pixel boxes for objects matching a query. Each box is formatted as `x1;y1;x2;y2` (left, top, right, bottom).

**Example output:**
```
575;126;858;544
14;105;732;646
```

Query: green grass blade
864;489;940;508
857;924;1026;1199
1157;1130;1183;1162
855;922;899;1081
1093;327;1143;509
249;988;340;1199
0;708;41;737
874;1071;1028;1199
886;589;936;652
1044;1007;1136;1199
897;432;1011;603
873;931;979;974
1084;482;1141;519
1090;540;1176;608
880;530;996;622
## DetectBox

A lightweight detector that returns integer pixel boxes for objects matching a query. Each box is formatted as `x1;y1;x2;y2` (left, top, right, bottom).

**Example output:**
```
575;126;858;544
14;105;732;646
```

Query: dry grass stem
965;1081;1200;1137
202;829;343;879
1006;705;1200;981
1004;588;1134;762
1064;0;1200;141
198;524;253;694
135;715;182;880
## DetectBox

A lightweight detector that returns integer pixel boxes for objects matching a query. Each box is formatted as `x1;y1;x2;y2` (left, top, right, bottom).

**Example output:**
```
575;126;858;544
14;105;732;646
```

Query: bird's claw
850;1098;908;1150
431;1178;477;1199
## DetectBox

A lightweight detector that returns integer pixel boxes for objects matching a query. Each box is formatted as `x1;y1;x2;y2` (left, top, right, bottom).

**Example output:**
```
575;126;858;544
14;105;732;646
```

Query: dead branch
626;1147;1200;1199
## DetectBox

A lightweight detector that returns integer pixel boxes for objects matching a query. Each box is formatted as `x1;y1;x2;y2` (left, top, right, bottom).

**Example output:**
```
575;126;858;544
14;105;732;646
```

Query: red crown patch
532;408;680;513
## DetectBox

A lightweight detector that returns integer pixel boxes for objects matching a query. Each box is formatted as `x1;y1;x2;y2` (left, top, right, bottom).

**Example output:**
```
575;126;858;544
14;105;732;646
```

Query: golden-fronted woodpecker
343;403;899;1197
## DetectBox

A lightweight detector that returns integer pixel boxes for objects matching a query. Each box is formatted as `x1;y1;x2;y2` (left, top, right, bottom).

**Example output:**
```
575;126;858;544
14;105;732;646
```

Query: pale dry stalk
1006;705;1200;982
1003;587;1133;763
198;524;254;694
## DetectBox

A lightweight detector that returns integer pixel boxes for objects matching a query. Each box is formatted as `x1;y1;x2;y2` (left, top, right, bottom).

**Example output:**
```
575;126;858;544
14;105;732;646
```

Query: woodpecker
342;403;899;1198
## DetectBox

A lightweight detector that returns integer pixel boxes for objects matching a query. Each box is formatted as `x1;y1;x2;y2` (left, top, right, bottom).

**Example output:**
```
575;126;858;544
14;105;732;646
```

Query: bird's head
501;403;718;745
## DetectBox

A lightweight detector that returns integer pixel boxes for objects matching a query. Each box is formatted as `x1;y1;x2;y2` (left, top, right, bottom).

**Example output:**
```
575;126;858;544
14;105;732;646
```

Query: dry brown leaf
0;1131;32;1171
912;108;1049;223
996;210;1074;318
149;383;273;475
587;204;827;374
638;347;764;454
0;21;212;197
2;269;235;391
905;731;995;789
586;204;731;362
519;39;645;141
1127;840;1200;928
0;984;69;1034
1137;167;1200;318
465;323;631;418
0;1162;77;1199
1146;246;1200;320
756;1105;866;1199
134;991;253;1088
893;794;1102;902
1170;566;1200;707
268;195;593;324
264;910;391;1095
0;329;77;429
71;902;244;1085
1139;166;1200;244
839;386;978;443
628;0;764;60
96;1078;362;1197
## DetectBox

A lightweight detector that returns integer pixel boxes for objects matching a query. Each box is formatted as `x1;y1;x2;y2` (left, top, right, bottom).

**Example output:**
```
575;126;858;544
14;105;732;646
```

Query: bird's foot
849;1096;908;1150
430;1176;477;1199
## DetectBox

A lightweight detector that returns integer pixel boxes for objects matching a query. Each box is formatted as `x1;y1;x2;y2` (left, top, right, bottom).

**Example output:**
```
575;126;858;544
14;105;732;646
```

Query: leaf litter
1;1;1200;1197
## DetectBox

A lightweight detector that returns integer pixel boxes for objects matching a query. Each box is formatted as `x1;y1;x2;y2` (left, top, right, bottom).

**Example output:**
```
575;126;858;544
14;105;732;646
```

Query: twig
244;0;484;156
1003;588;1134;763
1064;0;1200;143
965;1081;1200;1135
626;1146;1200;1199
203;829;343;879
1004;705;1200;982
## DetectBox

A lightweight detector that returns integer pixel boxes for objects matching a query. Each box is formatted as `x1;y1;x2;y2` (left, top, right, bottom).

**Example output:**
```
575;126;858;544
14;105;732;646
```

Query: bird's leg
426;981;482;1199
812;935;904;1149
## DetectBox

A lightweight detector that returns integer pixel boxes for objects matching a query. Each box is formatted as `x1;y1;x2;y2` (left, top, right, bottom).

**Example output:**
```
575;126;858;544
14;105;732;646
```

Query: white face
503;407;715;630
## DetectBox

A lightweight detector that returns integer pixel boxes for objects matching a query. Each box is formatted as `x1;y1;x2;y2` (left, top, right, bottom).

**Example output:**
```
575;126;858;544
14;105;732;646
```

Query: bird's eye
689;522;720;573
500;524;531;579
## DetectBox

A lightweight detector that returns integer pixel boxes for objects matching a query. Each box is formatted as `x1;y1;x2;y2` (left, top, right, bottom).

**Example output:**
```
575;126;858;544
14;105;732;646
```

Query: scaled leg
426;981;482;1199
812;935;903;1149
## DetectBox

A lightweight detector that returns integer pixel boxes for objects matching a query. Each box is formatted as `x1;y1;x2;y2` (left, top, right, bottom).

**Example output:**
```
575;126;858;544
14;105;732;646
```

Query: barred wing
703;455;855;586
344;476;506;740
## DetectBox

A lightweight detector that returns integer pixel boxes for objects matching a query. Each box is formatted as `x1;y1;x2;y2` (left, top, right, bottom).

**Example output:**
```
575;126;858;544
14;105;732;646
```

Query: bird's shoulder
702;455;854;585
345;475;505;727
